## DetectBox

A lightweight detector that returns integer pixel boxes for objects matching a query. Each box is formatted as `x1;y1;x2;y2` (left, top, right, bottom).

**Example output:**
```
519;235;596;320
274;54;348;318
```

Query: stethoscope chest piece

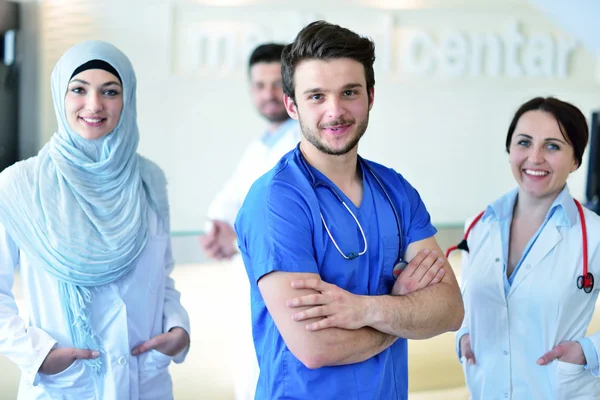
577;272;594;293
392;261;408;277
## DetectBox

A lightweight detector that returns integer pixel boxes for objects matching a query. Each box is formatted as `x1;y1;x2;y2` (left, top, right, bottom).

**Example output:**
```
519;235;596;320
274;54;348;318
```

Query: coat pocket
555;360;600;400
38;359;97;399
138;349;174;400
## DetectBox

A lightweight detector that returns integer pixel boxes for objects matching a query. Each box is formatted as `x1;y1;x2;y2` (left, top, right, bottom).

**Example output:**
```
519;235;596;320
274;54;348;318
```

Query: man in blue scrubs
235;21;464;399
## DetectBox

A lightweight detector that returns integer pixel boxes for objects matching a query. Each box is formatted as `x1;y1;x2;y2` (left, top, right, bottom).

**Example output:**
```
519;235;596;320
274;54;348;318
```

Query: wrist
361;295;381;328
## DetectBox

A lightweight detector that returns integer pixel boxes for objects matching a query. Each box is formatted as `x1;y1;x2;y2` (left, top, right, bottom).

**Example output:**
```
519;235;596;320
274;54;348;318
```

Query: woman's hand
131;327;190;357
460;334;476;365
537;341;586;365
39;347;99;375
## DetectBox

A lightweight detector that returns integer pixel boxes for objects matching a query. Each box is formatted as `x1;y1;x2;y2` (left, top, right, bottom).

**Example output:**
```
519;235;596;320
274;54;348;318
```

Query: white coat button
495;257;500;262
117;356;126;366
504;394;508;398
113;299;123;308
503;350;508;355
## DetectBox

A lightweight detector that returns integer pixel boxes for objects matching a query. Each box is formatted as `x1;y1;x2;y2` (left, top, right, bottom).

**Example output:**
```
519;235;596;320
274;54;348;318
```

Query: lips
523;169;549;177
322;124;351;136
79;116;106;127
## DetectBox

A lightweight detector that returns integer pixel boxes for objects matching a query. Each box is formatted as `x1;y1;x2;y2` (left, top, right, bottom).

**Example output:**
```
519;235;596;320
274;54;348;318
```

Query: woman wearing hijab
0;41;190;399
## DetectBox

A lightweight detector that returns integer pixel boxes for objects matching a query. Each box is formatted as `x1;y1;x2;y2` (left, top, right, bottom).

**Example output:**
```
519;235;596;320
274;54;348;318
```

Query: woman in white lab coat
457;97;600;399
0;41;190;399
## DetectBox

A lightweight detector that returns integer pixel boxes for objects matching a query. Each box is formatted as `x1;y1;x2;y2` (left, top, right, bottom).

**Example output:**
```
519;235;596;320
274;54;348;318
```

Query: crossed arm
258;236;464;369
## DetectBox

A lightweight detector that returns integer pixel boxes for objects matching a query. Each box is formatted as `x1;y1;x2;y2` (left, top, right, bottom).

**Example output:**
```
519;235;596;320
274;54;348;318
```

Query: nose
85;92;103;113
529;146;545;164
265;84;281;100
326;97;345;120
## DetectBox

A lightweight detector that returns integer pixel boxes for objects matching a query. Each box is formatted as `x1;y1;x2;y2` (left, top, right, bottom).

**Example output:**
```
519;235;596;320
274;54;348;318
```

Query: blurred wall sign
173;9;577;80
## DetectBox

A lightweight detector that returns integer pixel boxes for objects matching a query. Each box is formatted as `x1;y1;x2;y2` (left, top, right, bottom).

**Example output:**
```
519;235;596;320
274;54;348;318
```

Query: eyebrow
302;83;364;95
69;79;122;87
515;133;567;144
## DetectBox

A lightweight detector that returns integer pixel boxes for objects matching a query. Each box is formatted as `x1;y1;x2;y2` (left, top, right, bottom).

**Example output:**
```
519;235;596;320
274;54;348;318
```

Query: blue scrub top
235;146;437;399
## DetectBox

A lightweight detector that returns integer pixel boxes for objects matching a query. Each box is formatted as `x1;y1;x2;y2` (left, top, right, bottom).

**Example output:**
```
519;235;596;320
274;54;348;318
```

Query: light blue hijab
0;41;166;374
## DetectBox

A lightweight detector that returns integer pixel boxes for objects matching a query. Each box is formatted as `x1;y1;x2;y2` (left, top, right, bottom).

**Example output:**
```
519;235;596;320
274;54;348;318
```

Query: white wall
32;0;600;232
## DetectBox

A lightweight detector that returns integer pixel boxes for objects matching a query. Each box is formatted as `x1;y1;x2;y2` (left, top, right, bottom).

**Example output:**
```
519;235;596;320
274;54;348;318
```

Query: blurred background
1;0;600;398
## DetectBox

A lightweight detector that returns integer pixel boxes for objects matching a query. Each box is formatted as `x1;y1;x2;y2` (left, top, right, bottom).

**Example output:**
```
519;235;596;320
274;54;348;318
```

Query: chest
313;180;400;296
507;218;543;273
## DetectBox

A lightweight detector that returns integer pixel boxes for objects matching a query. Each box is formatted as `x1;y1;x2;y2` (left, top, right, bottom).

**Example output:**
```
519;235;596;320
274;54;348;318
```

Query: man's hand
39;348;100;375
131;327;190;357
537;341;586;366
199;220;237;260
286;278;368;331
392;248;445;296
460;334;476;365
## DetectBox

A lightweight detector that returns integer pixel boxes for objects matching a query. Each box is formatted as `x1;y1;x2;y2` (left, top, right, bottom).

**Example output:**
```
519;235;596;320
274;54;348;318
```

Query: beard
259;100;289;123
298;112;369;156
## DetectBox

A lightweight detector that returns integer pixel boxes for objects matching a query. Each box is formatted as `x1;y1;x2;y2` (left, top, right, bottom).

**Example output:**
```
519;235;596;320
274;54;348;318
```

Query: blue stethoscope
298;152;409;276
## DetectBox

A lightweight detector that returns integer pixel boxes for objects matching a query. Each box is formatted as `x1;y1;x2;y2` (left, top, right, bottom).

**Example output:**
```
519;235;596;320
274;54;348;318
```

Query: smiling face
65;68;123;140
284;58;373;157
508;110;578;200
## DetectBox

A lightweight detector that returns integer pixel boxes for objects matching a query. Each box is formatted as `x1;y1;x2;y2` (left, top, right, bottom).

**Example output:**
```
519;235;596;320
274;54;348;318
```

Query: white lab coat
459;190;600;400
207;119;301;226
206;119;300;400
0;208;190;400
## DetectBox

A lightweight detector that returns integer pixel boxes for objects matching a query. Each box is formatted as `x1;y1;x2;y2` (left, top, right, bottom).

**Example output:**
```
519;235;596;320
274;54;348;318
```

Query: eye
70;86;85;95
103;89;120;97
517;139;530;147
546;142;560;151
343;90;357;97
310;94;323;101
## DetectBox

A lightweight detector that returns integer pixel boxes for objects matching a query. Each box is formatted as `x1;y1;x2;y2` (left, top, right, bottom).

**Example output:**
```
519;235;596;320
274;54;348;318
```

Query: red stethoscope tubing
446;199;592;292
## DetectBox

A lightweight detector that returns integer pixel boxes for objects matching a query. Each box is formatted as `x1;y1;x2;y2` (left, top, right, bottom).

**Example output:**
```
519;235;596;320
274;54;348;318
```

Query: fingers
419;257;446;285
537;345;563;365
429;268;445;285
305;317;335;331
132;336;162;356
401;249;432;277
287;293;330;308
72;349;100;359
409;250;442;283
463;347;476;365
292;305;329;321
291;278;328;291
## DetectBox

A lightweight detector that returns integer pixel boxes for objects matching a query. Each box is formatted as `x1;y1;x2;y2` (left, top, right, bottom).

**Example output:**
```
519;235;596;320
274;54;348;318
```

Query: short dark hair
248;43;286;71
506;97;589;168
281;20;376;101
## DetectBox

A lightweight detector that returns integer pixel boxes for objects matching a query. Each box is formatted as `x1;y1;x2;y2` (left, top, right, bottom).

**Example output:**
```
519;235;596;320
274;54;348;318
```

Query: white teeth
82;117;102;123
524;169;549;176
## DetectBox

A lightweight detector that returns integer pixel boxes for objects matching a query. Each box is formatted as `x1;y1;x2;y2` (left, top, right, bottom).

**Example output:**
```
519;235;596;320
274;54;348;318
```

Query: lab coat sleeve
0;223;57;386
161;216;191;364
576;337;599;374
206;144;259;227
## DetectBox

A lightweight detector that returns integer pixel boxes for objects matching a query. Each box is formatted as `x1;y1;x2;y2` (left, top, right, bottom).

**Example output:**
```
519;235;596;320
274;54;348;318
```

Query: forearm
302;326;397;368
0;303;57;384
364;282;464;339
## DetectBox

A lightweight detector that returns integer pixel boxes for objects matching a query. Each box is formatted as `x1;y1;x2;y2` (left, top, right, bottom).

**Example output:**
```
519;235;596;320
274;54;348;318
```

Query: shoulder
0;157;37;194
139;156;167;185
138;156;169;218
582;206;600;243
362;158;416;194
236;153;315;229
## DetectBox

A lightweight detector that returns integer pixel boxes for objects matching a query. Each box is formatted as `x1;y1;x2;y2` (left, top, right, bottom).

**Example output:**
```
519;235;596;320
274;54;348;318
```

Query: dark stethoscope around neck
298;151;409;276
